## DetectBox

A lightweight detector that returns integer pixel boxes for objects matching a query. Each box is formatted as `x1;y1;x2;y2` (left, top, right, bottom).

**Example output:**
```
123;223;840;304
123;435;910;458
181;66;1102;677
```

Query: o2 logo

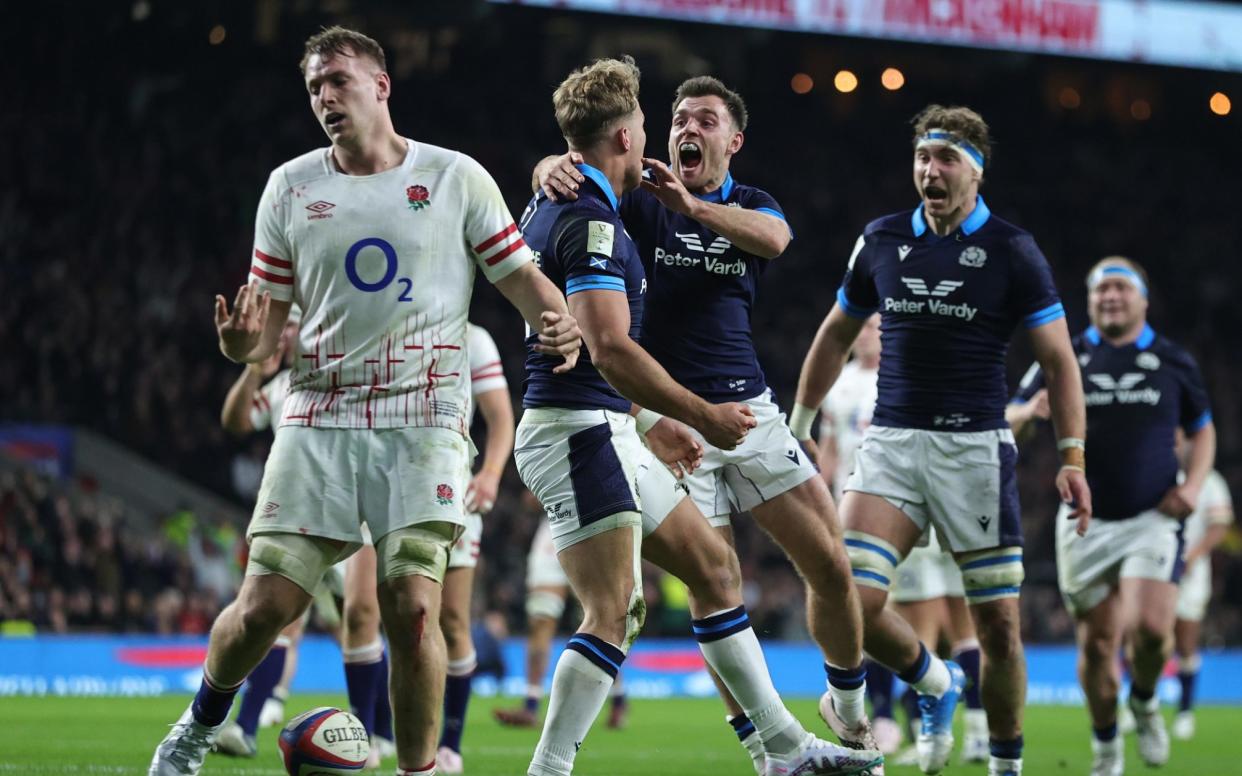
344;237;412;302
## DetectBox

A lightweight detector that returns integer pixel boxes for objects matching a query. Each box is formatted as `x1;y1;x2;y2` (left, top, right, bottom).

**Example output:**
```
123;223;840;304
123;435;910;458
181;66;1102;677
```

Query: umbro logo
305;200;335;220
897;245;912;261
1087;373;1145;391
675;232;732;255
901;277;963;297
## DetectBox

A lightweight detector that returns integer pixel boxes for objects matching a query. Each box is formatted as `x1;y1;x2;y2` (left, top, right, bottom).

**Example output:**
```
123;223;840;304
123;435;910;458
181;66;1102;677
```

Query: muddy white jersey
467;323;507;426
820;360;879;496
249;369;292;432
247;139;531;434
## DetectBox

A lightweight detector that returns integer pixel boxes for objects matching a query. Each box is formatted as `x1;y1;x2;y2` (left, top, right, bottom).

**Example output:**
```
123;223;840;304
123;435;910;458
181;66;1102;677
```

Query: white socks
527;634;626;776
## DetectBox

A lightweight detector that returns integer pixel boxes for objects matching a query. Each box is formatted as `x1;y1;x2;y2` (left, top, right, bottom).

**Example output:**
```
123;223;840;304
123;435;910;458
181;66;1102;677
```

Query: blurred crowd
3;3;1240;643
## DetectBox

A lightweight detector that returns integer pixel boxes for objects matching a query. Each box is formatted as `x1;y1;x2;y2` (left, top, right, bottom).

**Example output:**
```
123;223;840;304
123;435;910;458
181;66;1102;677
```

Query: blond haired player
148;26;579;776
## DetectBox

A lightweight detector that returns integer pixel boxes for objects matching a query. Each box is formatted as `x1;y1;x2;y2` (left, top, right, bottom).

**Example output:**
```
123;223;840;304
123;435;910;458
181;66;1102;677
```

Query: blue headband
1088;265;1148;298
916;130;985;171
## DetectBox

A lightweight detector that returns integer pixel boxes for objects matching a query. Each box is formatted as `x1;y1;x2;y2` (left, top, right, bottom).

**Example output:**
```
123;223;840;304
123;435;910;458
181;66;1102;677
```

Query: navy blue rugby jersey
619;172;790;402
1014;324;1212;520
837;197;1063;432
520;164;645;413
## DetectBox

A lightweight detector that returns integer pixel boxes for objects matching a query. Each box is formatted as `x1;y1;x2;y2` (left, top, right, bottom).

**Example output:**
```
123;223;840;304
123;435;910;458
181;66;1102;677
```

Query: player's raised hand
1156;482;1198;520
537;152;585;202
643;417;704;479
1058;466;1093;536
640;158;698;216
535;310;582;374
700;402;757;451
214;281;271;363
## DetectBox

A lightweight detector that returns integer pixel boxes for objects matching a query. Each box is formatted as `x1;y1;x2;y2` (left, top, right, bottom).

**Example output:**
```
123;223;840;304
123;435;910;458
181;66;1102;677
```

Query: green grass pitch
0;695;1234;774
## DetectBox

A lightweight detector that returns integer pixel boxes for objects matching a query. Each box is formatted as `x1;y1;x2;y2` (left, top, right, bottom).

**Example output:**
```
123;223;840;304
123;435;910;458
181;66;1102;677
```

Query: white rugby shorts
515;408;686;552
685;390;819;527
249;426;469;545
1055;505;1184;616
1176;558;1211;622
845;425;1021;553
526;520;569;589
448;511;483;570
891;528;966;603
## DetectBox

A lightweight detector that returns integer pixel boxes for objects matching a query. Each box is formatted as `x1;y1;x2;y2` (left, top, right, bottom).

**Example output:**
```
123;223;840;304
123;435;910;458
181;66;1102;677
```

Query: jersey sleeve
1200;471;1235;526
461;155;534;284
1008;234;1065;329
249;170;295;301
836;233;880;318
554;213;628;297
468;325;508;396
1173;349;1213;433
1011;361;1046;404
739;187;793;236
249;381;275;432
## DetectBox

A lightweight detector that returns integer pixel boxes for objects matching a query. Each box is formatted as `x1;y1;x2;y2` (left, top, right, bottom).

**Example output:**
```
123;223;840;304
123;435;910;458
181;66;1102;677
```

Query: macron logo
675;232;732;255
898;245;912;261
901;277;963;297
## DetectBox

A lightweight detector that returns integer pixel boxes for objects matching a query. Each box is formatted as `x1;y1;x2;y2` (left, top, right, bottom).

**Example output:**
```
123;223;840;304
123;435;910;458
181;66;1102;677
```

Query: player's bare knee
1130;620;1169;653
439;606;469;650
975;614;1022;662
236;594;295;639
344;599;380;638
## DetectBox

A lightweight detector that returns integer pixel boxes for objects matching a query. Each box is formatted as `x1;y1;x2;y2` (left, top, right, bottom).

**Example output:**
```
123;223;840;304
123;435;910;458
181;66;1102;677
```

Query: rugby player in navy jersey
791;105;1091;776
1009;256;1215;776
535;76;874;773
515;56;881;776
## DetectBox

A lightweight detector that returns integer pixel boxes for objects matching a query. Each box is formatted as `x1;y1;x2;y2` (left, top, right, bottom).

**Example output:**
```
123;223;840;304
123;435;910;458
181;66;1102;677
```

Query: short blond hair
553;56;641;149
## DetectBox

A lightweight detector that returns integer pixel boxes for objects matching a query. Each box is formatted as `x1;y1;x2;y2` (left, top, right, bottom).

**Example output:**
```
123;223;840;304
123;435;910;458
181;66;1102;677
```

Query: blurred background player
435;322;516;774
146;25;581;776
818;314;988;764
792;105;1091;776
1010;256;1215;775
516;55;881;776
493;501;630;730
1168;464;1234;740
536;74;874;767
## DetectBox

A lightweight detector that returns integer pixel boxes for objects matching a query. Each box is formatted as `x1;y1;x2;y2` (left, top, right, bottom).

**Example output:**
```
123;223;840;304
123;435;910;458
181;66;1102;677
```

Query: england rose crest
406;184;431;210
436;483;454;505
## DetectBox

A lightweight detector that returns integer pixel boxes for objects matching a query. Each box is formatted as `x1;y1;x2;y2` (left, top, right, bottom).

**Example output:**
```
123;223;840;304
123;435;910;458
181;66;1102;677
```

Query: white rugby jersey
1182;469;1234;551
467;323;507;426
247;140;531;434
249;369;292;432
820;360;879;497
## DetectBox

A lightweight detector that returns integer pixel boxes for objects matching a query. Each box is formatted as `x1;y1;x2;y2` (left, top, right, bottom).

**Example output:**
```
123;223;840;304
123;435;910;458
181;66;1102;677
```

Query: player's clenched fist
700;402;757;451
535;311;582;374
214;281;271;363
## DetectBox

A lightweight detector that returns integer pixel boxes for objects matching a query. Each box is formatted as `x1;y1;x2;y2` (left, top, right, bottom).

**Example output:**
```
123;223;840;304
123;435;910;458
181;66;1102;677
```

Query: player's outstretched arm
1005;388;1050;441
789;305;865;456
494;262;582;374
1029;316;1092;533
570;289;755;450
466;386;515;514
214;280;290;364
640;158;790;259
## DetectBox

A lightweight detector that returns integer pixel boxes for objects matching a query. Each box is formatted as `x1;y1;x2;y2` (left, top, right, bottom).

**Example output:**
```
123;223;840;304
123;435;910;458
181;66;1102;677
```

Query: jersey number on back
344;237;413;302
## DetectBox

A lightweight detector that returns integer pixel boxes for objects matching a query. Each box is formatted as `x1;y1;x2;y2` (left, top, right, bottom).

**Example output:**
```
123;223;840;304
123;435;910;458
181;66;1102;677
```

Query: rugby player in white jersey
1168;466;1232;739
148;26;580;776
792;106;1090;776
435;322;515;774
819;314;989;765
